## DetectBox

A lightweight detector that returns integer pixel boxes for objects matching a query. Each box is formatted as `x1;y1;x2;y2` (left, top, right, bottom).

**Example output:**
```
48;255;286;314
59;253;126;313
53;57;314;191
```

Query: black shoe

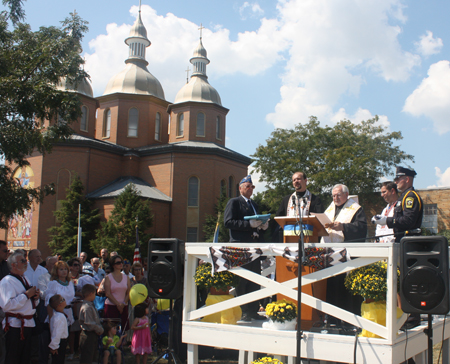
240;314;252;322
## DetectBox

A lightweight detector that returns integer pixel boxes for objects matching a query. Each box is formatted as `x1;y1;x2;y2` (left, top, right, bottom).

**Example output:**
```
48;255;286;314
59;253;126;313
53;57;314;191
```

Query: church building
1;8;251;257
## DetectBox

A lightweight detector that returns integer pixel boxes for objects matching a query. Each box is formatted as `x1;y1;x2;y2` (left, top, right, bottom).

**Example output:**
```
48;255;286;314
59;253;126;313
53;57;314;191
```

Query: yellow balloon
129;284;148;306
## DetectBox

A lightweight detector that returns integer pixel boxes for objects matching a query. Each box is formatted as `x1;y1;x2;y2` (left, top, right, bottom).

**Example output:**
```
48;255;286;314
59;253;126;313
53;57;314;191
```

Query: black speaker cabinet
400;236;449;314
147;238;185;299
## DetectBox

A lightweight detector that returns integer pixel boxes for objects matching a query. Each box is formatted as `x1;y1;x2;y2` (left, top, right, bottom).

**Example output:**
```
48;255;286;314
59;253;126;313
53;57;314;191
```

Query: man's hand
325;222;344;231
50;349;58;355
371;215;387;225
258;221;269;231
25;286;37;299
250;220;262;228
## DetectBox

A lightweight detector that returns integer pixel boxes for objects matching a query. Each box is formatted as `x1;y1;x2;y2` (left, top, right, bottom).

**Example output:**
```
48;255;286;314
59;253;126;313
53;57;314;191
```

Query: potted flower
194;262;240;294
252;357;283;364
262;299;297;330
344;261;403;337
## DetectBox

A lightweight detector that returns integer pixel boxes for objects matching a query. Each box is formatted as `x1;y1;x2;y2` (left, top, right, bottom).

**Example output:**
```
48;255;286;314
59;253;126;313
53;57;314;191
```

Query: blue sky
14;0;450;191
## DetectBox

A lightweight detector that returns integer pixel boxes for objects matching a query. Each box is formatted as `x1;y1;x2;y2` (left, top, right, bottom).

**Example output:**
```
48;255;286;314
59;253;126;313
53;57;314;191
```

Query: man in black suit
224;175;268;321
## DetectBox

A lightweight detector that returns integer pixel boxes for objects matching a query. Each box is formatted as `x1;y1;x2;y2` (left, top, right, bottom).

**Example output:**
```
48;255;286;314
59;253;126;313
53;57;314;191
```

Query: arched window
216;116;221;139
103;109;111;138
196;112;205;137
80;106;88;131
228;176;234;197
128;107;139;137
220;179;227;197
188;176;199;207
155;112;161;140
177;113;184;137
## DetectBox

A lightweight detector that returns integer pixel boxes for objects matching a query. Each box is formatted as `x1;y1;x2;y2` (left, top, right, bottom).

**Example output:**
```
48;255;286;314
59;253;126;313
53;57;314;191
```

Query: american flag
133;216;141;264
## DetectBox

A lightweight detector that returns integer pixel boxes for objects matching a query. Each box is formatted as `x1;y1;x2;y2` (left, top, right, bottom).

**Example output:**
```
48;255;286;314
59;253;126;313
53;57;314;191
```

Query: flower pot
262;318;296;330
360;300;403;338
209;287;230;295
202;293;242;325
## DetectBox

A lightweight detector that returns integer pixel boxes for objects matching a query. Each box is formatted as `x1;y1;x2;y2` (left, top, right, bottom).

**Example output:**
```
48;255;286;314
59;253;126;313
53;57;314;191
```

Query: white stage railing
182;242;450;364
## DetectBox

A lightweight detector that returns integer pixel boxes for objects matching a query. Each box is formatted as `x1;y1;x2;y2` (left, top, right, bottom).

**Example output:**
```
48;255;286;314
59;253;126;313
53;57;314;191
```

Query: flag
213;214;220;243
133;217;141;264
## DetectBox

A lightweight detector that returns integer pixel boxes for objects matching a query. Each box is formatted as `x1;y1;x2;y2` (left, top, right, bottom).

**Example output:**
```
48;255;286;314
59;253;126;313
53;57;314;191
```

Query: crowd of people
0;246;154;364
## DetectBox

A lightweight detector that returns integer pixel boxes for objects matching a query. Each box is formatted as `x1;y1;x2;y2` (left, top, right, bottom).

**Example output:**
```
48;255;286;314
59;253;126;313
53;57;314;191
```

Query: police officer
372;166;423;242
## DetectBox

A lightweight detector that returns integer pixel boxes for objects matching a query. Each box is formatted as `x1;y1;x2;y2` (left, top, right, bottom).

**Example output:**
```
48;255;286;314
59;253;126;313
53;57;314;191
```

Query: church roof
86;176;172;202
56;77;94;98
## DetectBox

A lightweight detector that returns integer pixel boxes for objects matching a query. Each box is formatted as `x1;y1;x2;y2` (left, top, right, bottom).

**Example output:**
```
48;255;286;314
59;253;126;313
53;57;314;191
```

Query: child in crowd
48;294;69;364
79;284;104;364
131;303;152;364
102;320;127;364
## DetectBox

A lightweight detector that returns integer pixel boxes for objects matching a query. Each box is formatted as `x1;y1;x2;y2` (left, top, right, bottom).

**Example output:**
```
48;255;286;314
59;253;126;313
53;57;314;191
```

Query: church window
155;112;161;141
220;179;227;197
216;116;221;139
177;113;184;137
228;176;234;197
103;109;111;138
196;112;205;137
128;107;139;137
186;227;198;242
80;106;88;131
188;176;199;207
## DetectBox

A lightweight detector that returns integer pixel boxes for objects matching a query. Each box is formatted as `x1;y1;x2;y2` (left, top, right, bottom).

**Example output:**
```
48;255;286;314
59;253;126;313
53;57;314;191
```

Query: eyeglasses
332;193;343;198
114;261;123;265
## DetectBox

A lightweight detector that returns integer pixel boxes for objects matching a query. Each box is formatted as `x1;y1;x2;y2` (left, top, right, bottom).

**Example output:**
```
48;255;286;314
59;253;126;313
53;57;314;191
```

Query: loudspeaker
147;238;185;299
400;236;449;314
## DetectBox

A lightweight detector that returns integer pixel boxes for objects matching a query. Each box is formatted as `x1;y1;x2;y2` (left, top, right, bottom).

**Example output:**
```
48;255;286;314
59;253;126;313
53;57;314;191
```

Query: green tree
203;192;230;243
0;1;89;228
252;116;414;212
91;184;153;260
48;175;100;259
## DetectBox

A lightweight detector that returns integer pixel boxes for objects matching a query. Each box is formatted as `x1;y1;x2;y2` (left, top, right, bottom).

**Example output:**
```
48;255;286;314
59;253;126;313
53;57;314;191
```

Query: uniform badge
405;197;414;208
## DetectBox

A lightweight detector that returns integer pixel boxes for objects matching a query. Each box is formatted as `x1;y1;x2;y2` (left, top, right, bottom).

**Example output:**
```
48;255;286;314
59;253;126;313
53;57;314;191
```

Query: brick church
1;9;251;257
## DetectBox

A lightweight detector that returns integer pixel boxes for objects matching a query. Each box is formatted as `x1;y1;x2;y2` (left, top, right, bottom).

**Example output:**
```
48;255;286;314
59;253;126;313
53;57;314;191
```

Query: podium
274;216;328;329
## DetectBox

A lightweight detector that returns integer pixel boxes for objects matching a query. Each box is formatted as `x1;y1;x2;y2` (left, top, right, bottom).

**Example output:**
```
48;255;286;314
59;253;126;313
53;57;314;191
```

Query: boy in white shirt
48;294;69;364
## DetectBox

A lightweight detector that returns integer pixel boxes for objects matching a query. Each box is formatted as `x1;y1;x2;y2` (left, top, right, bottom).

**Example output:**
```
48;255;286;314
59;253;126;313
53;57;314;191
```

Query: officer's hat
395;166;417;180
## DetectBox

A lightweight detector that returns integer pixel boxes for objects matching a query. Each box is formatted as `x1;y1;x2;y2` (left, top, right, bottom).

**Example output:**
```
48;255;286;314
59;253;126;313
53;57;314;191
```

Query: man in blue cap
372;166;423;242
224;175;268;321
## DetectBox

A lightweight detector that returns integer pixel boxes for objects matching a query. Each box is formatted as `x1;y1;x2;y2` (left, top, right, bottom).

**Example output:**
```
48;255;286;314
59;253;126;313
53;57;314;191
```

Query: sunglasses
114;261;123;265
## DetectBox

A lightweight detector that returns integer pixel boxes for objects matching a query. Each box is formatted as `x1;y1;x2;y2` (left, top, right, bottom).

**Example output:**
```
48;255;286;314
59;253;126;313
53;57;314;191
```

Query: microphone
291;195;296;207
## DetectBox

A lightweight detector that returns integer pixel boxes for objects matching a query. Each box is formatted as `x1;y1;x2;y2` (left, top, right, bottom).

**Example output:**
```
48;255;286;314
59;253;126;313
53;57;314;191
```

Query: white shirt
49;310;69;350
0;275;38;328
93;268;105;285
375;203;396;243
45;280;75;326
24;264;47;287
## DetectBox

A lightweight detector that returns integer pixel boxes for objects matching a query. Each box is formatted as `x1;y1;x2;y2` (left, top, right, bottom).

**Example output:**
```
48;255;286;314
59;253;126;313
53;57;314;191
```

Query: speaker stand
424;314;433;364
151;299;182;364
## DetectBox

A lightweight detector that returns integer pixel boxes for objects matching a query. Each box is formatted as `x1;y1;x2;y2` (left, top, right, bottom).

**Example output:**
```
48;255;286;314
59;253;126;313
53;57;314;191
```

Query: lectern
274;216;328;329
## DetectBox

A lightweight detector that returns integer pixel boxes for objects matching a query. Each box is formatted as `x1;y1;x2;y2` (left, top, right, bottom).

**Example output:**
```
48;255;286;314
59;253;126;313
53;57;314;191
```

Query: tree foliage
90;184;153;260
203;192;230;243
252;116;414;212
48;175;100;259
0;1;89;228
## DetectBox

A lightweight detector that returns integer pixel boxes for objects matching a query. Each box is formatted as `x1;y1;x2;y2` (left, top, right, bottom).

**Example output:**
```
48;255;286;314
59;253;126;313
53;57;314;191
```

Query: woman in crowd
104;255;131;331
45;261;76;360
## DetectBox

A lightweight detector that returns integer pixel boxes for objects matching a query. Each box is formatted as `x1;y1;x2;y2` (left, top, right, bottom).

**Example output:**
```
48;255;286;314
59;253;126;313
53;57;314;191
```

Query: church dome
103;9;165;99
174;76;221;105
56;77;93;98
173;38;221;106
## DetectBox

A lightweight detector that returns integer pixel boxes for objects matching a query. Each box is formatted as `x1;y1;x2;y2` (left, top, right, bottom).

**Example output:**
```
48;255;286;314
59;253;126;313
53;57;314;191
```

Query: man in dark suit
224;175;268;321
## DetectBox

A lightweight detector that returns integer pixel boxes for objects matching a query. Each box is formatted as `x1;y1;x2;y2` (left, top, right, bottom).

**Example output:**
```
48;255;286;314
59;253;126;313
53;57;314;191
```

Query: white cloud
428;167;450;188
415;31;443;57
403;61;450;134
331;108;390;129
84;5;285;98
239;2;264;20
266;0;420;128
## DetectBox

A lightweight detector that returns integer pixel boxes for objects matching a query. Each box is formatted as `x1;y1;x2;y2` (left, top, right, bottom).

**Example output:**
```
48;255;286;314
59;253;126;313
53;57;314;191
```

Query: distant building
0;8;250;257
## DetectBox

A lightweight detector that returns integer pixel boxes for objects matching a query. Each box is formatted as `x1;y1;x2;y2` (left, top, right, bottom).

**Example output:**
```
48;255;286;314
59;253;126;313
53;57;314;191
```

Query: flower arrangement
265;299;297;323
344;261;400;301
194;262;240;291
251;357;283;364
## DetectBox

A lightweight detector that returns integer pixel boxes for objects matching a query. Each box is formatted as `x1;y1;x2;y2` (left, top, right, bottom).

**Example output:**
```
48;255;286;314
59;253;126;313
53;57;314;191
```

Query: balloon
129;283;148;306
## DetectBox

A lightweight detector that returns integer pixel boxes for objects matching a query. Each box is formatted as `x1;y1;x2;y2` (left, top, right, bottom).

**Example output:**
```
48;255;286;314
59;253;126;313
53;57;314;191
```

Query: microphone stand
294;196;305;364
